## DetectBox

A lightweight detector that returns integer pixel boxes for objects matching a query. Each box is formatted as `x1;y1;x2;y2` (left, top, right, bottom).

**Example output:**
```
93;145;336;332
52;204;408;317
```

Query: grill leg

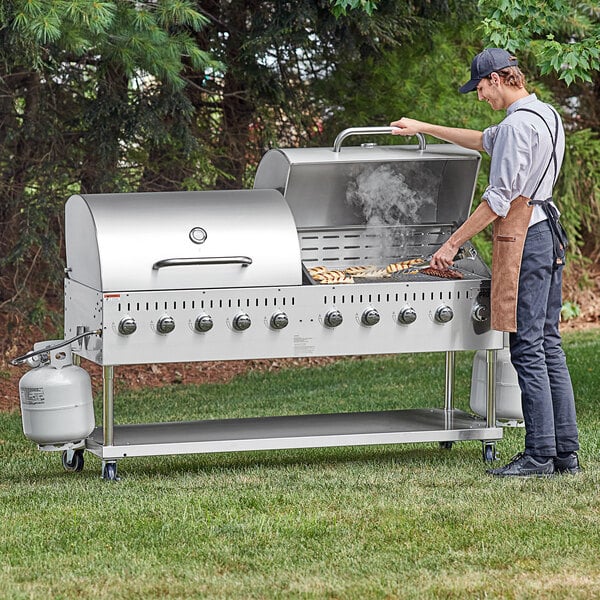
485;349;497;427
444;351;455;411
101;366;119;480
102;365;114;447
483;349;498;463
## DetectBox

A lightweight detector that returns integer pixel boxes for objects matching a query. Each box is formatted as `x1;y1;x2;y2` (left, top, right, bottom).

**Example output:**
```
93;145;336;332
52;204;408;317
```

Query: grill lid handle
332;127;426;153
152;256;252;270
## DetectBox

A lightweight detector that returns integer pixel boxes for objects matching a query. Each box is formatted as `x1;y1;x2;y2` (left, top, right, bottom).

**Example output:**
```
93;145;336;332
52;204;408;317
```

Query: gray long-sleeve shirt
481;93;565;226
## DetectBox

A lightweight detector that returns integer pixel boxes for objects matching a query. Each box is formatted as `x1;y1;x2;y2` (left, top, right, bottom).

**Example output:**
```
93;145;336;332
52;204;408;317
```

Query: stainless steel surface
332;126;426;152
102;366;114;447
65;189;301;291
152;256;253;270
486;349;497;427
66;277;499;365
85;409;503;459
254;143;480;229
435;305;454;323
298;224;457;268
444;351;455;412
59;127;504;474
194;314;213;332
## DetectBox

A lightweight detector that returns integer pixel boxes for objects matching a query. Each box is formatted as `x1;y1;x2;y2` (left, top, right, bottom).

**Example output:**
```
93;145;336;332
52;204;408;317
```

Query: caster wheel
439;441;453;450
482;443;497;463
62;449;84;472
102;462;120;481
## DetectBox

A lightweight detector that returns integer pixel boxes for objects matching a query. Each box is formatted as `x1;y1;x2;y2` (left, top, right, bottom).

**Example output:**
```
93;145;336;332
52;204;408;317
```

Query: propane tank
470;333;523;424
18;341;95;446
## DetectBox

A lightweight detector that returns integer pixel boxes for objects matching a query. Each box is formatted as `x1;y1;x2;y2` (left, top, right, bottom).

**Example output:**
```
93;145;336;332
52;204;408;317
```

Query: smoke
345;163;440;259
346;163;438;225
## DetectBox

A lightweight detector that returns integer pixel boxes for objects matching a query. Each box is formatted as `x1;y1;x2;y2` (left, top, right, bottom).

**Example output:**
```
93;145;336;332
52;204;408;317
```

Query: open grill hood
65;189;302;292
254;142;481;230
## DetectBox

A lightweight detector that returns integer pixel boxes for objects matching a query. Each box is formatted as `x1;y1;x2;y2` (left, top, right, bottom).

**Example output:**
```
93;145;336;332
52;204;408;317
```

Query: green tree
478;0;600;86
0;0;211;313
333;0;600;85
183;0;447;189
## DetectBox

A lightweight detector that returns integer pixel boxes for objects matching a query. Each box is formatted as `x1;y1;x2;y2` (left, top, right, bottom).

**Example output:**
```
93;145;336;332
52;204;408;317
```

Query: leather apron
490;195;533;332
490;105;565;332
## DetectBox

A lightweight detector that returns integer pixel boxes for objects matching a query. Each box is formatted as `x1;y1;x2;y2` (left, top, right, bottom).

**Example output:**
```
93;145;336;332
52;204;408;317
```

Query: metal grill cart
19;127;502;479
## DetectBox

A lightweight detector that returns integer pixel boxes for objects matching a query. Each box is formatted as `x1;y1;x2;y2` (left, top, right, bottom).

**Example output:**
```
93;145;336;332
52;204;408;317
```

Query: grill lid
254;134;481;229
65;190;302;291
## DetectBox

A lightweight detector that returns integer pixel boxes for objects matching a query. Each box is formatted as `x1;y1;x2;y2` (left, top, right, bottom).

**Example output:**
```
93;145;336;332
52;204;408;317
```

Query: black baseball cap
459;48;519;93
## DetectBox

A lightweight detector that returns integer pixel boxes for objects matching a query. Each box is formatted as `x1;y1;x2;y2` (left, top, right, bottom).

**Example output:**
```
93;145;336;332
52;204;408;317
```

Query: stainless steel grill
61;127;503;479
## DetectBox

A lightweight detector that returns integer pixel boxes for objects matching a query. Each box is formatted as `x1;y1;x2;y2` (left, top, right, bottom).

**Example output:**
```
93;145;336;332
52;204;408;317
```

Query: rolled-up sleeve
481;122;533;218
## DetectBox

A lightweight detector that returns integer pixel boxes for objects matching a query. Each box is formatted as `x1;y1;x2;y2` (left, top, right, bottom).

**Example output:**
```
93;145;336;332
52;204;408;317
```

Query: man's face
476;76;503;110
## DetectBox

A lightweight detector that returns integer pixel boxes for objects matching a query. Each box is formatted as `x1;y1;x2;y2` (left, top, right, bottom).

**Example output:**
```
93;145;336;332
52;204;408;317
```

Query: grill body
61;134;503;478
66;143;500;365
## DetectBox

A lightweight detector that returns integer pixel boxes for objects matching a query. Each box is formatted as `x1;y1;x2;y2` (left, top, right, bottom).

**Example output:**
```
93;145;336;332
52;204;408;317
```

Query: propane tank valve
10;329;102;367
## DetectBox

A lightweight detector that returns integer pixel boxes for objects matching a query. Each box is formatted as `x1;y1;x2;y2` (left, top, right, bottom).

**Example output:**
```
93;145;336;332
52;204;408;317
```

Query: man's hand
389;117;484;151
390;118;425;137
430;241;461;270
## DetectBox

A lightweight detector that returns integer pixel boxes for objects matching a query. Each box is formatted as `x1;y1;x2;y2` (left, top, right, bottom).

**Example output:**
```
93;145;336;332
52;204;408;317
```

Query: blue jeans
509;220;579;457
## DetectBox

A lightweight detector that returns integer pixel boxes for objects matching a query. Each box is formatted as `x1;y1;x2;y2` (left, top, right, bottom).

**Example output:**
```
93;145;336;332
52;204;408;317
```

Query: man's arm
430;202;498;269
390;117;484;151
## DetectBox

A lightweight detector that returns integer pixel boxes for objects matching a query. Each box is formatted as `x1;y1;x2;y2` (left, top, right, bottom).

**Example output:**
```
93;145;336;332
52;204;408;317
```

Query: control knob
435;305;454;324
194;314;214;332
324;309;343;328
361;308;380;326
397;307;417;325
118;316;137;336
156;315;175;334
270;311;289;330
232;313;251;331
471;303;490;323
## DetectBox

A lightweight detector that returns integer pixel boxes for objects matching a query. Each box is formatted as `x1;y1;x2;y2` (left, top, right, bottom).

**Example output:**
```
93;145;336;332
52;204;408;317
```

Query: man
390;48;581;477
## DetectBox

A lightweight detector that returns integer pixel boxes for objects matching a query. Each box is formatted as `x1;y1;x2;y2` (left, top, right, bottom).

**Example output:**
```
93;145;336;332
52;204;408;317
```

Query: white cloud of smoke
345;163;440;259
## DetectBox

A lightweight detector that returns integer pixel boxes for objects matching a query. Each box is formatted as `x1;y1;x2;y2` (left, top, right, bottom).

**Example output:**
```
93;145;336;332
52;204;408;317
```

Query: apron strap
514;107;560;200
516;107;566;266
529;198;569;266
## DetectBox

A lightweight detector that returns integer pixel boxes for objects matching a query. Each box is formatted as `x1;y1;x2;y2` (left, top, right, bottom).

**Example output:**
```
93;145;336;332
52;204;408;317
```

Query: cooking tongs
396;245;477;274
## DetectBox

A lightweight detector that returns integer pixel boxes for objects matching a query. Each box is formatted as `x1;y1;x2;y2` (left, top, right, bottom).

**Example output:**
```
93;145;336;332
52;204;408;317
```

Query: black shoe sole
486;470;555;478
555;468;583;475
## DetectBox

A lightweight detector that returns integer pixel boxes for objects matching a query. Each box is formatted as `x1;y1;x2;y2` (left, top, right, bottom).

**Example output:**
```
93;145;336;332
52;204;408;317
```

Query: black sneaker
487;452;555;478
554;452;582;474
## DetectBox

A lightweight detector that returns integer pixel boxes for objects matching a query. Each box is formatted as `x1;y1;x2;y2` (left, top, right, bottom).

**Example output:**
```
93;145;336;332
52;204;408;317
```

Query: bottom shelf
86;408;502;460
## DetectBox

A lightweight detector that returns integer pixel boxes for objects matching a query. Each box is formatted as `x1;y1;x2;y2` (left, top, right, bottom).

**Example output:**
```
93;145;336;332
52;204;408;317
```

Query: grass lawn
1;329;599;599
